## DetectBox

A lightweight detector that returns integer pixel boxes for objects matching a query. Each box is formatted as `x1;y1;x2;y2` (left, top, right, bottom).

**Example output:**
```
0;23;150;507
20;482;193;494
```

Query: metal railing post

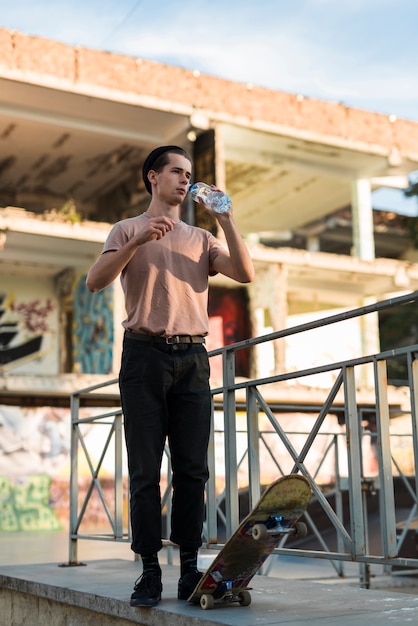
69;392;80;564
247;387;261;510
333;434;345;577
408;352;418;508
344;365;366;556
114;412;123;539
374;359;397;560
205;402;218;544
223;348;239;538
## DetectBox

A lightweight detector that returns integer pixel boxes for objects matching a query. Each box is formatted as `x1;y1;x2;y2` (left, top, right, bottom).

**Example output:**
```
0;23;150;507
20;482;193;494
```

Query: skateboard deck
188;474;312;610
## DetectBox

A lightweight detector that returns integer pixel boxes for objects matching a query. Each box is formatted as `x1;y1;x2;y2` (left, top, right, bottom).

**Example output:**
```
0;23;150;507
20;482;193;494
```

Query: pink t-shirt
102;215;223;336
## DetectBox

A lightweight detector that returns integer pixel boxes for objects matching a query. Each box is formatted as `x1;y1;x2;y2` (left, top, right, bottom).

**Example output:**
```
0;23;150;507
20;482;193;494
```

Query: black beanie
142;145;184;195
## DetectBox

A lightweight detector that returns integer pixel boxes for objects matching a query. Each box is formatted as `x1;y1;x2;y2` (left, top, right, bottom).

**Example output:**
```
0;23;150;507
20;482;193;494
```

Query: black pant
119;336;212;556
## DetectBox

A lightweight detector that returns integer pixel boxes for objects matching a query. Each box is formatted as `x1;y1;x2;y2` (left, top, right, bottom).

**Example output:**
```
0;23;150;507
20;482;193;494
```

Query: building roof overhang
1;28;418;239
0;207;108;276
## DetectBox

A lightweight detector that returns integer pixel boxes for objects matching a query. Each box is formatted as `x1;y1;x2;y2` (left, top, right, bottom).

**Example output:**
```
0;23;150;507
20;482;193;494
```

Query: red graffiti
10;298;55;332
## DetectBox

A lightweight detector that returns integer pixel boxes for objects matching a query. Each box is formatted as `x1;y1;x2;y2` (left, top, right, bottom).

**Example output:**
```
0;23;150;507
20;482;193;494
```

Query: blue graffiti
73;276;114;374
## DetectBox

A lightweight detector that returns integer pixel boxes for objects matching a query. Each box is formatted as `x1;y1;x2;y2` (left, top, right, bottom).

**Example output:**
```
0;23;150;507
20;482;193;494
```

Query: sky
1;0;418;214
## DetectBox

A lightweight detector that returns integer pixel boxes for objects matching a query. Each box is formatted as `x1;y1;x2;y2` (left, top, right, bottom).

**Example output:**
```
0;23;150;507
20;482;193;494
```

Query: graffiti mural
0;474;62;532
0;400;67;533
0;404;127;531
0;293;54;371
72;275;114;374
0;406;71;478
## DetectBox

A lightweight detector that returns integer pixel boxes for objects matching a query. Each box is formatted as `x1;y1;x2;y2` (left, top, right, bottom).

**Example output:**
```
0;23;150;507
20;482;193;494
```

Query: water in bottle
189;182;231;213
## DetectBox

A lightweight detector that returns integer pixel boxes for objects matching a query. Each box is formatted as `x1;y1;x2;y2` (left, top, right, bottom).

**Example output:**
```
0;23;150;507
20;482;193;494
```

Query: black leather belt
125;331;205;344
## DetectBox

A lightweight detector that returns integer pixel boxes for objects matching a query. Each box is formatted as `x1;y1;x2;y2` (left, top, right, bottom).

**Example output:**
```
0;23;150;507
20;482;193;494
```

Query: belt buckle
166;335;180;344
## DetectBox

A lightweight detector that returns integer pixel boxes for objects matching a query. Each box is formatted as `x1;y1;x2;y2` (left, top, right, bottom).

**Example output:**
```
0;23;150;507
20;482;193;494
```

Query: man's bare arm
86;216;175;292
199;193;255;283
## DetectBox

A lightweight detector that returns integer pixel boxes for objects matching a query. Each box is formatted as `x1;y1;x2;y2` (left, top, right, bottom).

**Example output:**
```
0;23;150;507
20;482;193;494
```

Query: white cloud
1;0;418;121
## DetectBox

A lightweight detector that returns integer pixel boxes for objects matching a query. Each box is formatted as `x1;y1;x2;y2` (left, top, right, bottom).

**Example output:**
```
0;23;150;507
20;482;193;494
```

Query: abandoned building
1;27;418;530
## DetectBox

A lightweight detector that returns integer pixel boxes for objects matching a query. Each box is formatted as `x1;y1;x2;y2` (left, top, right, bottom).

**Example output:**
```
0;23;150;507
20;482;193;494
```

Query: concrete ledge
1;588;143;626
2;559;418;626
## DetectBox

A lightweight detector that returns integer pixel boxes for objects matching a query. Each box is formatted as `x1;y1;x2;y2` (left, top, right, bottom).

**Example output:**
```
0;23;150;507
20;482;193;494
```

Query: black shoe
178;570;203;600
130;572;162;607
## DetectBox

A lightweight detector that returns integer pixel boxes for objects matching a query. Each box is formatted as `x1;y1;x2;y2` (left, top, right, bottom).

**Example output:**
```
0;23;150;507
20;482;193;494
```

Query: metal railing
68;290;418;586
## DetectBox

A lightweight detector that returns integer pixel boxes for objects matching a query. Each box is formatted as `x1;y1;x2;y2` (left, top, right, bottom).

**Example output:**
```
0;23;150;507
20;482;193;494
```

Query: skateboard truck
252;515;307;541
200;581;252;610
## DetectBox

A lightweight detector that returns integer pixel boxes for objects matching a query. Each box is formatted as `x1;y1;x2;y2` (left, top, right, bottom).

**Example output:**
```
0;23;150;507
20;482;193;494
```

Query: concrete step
1;558;418;625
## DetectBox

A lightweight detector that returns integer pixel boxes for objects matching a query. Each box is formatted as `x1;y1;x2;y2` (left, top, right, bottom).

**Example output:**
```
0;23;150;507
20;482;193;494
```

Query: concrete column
213;123;227;246
247;262;288;377
351;179;378;387
359;295;380;388
214;123;226;190
273;263;288;373
351;178;375;261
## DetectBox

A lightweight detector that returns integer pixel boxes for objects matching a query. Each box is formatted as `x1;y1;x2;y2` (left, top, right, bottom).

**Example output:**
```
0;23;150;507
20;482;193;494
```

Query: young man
86;145;254;607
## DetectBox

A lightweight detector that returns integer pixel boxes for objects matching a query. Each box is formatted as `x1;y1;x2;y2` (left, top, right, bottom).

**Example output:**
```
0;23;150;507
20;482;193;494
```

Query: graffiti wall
0;273;114;376
0;275;58;374
0;474;62;531
0;404;127;532
72;275;114;374
0;404;69;531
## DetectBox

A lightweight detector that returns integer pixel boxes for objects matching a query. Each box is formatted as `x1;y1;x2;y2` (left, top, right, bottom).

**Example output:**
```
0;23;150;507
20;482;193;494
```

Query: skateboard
188;474;312;610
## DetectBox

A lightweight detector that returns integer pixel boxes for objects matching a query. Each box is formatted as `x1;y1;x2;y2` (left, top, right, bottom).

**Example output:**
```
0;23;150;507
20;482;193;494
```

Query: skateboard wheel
200;594;215;610
294;521;308;538
238;590;252;606
252;523;268;541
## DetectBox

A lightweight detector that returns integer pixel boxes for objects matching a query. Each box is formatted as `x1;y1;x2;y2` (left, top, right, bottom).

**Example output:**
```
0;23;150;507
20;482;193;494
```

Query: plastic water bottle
189;182;231;213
